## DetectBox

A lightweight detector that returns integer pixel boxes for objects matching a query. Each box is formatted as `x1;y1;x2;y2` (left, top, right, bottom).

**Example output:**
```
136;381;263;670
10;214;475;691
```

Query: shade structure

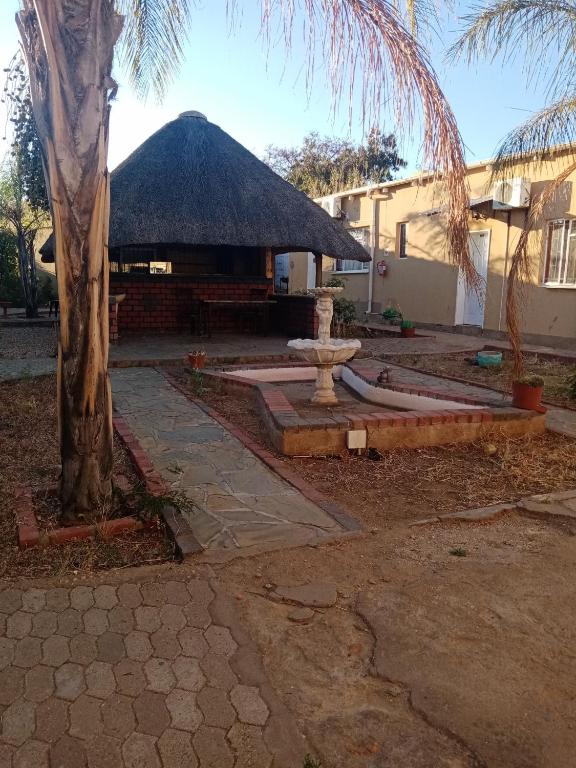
40;111;370;264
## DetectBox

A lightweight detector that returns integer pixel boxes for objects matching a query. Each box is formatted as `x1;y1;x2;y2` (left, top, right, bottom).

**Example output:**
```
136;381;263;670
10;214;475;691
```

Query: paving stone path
0;568;306;767
111;368;345;559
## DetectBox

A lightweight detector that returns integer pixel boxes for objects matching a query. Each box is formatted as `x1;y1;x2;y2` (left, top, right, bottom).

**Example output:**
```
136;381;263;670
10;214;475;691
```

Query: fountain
287;287;361;405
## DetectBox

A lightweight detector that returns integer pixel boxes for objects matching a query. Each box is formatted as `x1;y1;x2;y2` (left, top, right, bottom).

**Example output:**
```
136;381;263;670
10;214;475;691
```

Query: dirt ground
172;370;576;767
384;350;576;408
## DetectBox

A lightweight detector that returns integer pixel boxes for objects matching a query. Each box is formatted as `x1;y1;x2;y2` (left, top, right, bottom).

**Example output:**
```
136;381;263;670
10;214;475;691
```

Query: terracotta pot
400;327;416;338
512;382;545;412
188;353;206;369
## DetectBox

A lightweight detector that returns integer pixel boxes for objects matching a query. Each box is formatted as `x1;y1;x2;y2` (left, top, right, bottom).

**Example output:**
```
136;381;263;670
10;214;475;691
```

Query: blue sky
0;1;549;175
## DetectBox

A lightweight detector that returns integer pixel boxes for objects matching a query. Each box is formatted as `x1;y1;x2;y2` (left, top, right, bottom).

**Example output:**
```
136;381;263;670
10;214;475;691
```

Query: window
334;227;370;273
545;219;576;285
396;222;408;258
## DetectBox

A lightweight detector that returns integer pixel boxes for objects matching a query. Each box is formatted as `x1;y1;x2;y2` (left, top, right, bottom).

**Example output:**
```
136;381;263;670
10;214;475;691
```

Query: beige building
285;147;576;348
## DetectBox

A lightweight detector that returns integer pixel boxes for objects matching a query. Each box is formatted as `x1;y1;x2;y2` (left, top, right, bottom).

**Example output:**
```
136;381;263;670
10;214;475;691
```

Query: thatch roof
40;111;370;263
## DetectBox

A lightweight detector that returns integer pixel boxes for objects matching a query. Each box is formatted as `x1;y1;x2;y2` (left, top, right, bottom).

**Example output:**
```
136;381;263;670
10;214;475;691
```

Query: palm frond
116;0;195;101
450;0;576;100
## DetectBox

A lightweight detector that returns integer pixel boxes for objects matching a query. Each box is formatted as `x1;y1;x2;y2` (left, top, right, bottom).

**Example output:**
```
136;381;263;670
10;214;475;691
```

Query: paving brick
96;632;125;664
178;627;209;659
230;684;269;726
0;666;25;705
30;611;57;639
171;656;205;692
160;605;186;632
133;690;171;736
135;606;161;633
157;728;198;768
165;688;202;732
114;659;146;697
200;651;238;691
204;625;237;657
227;722;273;768
13;739;48;768
101;693;136;740
57;609;83;637
45;589;70;613
6;611;32;639
186;580;214;607
24;664;54;702
0;745;13;768
0;638;15;670
117;584;142;609
197;686;236;729
125;631;153;662
85;661;116;699
34;697;69;743
193;724;234;768
70;587;94;612
1;699;36;746
54;662;86;701
140;583;167;607
122;732;161;768
13;637;42;668
21;589;46;614
163;581;191;606
49;735;87;768
94;586;118;610
0;589;23;614
144;657;176;694
183;603;212;629
108;605;135;635
69;694;103;741
150;628;180;660
42;635;70;668
69;633;98;666
85;734;123;768
83;609;109;637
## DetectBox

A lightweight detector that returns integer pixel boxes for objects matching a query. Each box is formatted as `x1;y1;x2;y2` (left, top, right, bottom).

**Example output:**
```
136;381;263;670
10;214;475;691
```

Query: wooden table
201;300;276;337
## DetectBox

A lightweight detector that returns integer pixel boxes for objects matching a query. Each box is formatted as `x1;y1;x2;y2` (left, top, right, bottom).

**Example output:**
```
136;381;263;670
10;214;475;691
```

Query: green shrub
400;319;414;329
515;374;544;387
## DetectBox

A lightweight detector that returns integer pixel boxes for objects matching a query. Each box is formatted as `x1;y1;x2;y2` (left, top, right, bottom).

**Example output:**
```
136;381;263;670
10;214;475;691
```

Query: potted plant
382;307;403;326
400;319;416;338
187;349;207;369
512;374;546;412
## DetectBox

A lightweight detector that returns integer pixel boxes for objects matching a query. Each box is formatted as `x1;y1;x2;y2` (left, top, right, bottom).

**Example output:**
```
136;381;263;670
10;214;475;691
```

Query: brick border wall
270;294;318;339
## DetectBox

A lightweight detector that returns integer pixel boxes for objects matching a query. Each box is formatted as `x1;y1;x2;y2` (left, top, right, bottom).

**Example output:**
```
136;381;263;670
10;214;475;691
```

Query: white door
274;253;289;292
457;231;489;327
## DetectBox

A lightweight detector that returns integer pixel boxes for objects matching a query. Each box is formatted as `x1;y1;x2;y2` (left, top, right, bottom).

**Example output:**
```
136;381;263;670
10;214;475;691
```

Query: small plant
515;374;544;387
400;319;414;329
382;306;402;324
186;368;206;395
449;547;467;557
303;756;322;768
566;369;576;400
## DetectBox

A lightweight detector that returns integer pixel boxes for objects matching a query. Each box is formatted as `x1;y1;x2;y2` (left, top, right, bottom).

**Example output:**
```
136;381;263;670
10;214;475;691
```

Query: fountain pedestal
287;287;361;405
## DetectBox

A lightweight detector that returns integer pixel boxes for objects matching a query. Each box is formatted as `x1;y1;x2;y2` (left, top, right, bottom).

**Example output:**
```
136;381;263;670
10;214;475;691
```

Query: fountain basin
287;338;361;366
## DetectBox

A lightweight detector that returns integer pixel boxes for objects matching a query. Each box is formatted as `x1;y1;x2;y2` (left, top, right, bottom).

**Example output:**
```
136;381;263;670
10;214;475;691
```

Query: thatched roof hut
40;111;370;264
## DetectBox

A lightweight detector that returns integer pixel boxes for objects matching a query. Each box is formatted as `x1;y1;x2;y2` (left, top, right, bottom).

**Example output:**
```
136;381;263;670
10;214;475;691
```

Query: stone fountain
287;287;361;405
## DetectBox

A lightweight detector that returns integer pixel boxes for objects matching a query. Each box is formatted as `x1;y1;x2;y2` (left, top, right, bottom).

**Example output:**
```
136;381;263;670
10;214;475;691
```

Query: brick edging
164;372;361;534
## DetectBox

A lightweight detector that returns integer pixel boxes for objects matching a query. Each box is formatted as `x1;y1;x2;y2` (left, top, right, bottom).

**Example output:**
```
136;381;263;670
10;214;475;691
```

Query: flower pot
512;381;545;412
187;353;206;369
400;327;416;338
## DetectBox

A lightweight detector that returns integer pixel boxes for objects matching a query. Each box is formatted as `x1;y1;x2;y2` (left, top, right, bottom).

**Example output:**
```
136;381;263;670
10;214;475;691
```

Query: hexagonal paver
1;699;36;746
133;690;170;736
54;662;86;701
144;657;176;694
122;732;161;768
22;589;46;614
193;725;234;768
13;739;49;768
165;689;202;733
0;666;25;705
227;722;272;768
197;686;236;729
13;637;42;668
101;693;136;740
85;661;116;699
69;694;103;741
178;627;209;659
49;735;87;768
34;697;69;743
6;611;32;639
94;586;118;610
160;605;186;632
96;632;125;664
42;635;70;667
163;581;190;606
83;608;109;637
45;589;70;613
85;733;123;768
24;665;54;702
114;658;146;697
200;651;238;691
0;588;23;614
0;638;15;670
182;603;211;630
108;605;134;635
125;631;153;662
69;634;98;665
135;606;161;633
30;611;58;639
171;657;205;692
140;583;166;607
70;587;94;612
204;625;237;657
57;608;83;637
150;628;180;660
117;584;142;609
158;728;198;768
187;580;214;607
230;685;269;726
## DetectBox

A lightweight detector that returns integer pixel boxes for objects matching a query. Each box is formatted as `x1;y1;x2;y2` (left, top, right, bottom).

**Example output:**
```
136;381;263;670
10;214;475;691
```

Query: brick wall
111;275;273;334
271;294;318;338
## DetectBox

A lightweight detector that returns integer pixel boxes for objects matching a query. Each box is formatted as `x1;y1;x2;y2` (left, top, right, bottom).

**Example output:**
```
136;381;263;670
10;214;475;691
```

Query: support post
313;251;323;287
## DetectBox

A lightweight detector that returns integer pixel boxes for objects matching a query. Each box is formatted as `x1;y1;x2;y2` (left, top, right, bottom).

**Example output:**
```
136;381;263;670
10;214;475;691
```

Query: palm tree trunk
17;0;123;521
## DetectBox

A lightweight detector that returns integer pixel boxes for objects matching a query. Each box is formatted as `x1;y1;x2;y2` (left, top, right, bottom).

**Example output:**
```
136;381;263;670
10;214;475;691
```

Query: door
274;253;289;293
456;230;489;327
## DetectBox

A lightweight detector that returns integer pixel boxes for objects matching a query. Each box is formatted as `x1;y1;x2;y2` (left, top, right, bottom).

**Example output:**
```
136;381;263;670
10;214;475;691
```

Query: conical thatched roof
40;111;370;263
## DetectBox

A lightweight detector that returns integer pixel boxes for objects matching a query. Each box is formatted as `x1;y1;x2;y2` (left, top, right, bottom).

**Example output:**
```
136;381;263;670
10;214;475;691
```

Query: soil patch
0;375;174;579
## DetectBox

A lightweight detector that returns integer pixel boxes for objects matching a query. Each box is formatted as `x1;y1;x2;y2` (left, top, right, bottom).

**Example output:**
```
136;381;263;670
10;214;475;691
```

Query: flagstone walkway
111;368;347;561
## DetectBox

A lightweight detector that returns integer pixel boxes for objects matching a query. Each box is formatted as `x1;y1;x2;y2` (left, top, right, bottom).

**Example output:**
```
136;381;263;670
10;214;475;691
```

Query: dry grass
0;375;174;579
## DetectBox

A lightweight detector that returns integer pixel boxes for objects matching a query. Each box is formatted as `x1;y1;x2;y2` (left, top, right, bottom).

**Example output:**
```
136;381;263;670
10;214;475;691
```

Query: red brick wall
111;275;273;334
271;294;318;338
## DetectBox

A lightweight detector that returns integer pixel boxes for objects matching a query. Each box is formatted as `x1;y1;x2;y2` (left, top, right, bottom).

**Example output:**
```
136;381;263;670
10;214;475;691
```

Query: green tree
0;228;23;304
16;0;473;521
265;129;406;197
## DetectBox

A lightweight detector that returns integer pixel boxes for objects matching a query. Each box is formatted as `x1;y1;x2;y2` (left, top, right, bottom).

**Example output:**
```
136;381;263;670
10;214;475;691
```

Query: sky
0;1;550;176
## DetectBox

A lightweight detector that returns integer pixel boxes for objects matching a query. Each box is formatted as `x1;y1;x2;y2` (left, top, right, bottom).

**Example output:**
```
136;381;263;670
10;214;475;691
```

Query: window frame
544;218;576;288
396;221;408;259
332;226;371;274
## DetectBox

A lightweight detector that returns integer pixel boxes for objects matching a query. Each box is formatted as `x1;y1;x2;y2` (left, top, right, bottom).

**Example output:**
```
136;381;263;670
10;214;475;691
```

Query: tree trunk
17;0;123;521
16;230;39;318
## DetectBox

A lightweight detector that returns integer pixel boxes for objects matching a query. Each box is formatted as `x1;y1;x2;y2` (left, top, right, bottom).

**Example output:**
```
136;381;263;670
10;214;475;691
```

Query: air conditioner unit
492;177;531;209
320;197;341;217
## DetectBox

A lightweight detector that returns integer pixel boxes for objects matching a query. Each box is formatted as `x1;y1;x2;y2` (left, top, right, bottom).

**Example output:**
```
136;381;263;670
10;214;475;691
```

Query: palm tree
16;0;473;522
451;0;576;373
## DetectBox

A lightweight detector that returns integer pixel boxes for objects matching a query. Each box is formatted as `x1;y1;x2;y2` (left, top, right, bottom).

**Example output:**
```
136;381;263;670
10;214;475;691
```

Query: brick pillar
109;303;119;344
